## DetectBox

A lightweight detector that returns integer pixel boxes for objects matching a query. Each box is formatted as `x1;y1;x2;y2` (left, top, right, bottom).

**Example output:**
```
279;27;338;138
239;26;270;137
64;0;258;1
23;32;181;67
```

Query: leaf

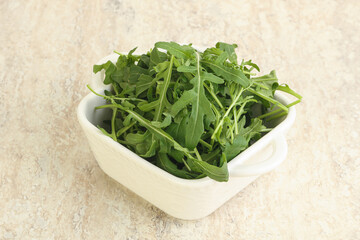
116;55;128;68
138;54;150;68
156;153;196;179
170;91;195;116
128;47;137;56
168;149;185;164
129;65;148;84
202;72;224;84
242;59;260;72
149;47;168;70
125;131;150;145
93;60;114;74
177;65;197;73
239;118;266;141
252;70;279;96
215;52;229;65
151;113;172;128
203;47;223;58
166;115;188;146
155;42;195;59
216;42;238;64
201;148;221;162
93;60;117;84
189;153;229;181
201;60;250;87
136;74;155;96
247;88;288;112
140;136;158;157
224;134;248;160
153;56;174;121
111;66;130;84
137;100;158;112
276;84;303;100
123;131;156;157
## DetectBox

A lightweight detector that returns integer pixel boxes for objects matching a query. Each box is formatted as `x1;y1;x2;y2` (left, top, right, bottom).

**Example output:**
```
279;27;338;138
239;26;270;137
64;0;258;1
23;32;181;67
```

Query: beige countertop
1;0;359;239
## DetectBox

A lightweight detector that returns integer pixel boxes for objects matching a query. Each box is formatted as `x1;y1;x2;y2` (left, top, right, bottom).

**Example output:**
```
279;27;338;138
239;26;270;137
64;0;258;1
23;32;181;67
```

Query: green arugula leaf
177;65;197;73
155;42;195;59
224;135;248;160
216;42;238;64
242;59;260;72
149;47;168;70
135;74;155;96
154;55;174;121
151;113;172;128
93;60;117;84
129;65;148;84
166;116;188;146
202;72;224;84
239;118;266;141
189;153;229;182
201;60;250;87
156;153;197;179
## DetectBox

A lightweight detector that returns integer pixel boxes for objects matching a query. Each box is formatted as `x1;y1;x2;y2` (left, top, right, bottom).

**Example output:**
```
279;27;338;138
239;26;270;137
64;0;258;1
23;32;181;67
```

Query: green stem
116;121;136;137
110;108;117;141
277;85;303;100
95;104;114;110
228;98;257;134
243;71;256;76
229;127;234;143
182;159;192;171
252;81;269;90
203;82;224;110
212;87;244;139
257;85;302;120
267;112;288;121
87;85;110;99
199;139;212;150
117;139;128;144
258;99;300;119
194;148;203;161
252;77;278;82
247;88;288;113
233;107;238;135
114;50;123;56
260;128;272;132
87;85;145;102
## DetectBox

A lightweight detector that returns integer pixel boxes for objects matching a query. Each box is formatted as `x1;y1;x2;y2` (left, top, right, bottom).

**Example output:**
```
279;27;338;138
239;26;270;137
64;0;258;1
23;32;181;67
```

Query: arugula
90;42;301;182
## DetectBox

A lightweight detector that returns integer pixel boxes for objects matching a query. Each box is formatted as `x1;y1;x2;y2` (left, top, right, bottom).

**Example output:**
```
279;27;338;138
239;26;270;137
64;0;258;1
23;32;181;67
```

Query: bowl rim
77;88;296;186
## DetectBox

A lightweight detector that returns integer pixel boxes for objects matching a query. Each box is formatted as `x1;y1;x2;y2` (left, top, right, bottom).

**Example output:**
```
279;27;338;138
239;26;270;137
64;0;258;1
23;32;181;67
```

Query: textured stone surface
1;0;359;239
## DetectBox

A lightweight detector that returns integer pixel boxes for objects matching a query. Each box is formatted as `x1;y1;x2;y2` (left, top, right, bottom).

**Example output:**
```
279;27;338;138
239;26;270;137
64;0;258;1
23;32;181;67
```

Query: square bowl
77;54;296;220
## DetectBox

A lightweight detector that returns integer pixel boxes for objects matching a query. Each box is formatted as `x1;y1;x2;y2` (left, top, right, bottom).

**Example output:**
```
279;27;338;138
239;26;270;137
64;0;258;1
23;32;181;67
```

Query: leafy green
155;42;194;59
89;41;301;182
201;60;250;87
216;42;238;64
153;55;174;121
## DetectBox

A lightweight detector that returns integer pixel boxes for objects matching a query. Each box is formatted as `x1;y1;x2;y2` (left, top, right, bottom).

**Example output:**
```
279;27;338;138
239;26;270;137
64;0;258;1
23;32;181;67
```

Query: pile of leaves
89;42;301;182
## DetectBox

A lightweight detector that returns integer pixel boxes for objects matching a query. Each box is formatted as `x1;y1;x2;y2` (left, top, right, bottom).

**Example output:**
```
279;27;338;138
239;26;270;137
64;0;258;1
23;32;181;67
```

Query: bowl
77;54;296;220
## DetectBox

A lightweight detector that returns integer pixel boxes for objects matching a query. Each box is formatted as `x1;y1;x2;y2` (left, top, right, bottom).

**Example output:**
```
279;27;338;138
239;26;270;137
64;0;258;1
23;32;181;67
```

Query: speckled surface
1;0;359;239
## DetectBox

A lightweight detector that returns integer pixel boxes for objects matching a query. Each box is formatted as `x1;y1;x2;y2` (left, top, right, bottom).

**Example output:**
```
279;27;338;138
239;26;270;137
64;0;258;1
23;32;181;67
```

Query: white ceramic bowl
77;54;296;220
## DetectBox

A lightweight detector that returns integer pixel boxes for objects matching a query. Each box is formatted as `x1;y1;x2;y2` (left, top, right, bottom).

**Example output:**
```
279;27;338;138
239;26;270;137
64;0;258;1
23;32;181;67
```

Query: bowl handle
230;135;288;177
